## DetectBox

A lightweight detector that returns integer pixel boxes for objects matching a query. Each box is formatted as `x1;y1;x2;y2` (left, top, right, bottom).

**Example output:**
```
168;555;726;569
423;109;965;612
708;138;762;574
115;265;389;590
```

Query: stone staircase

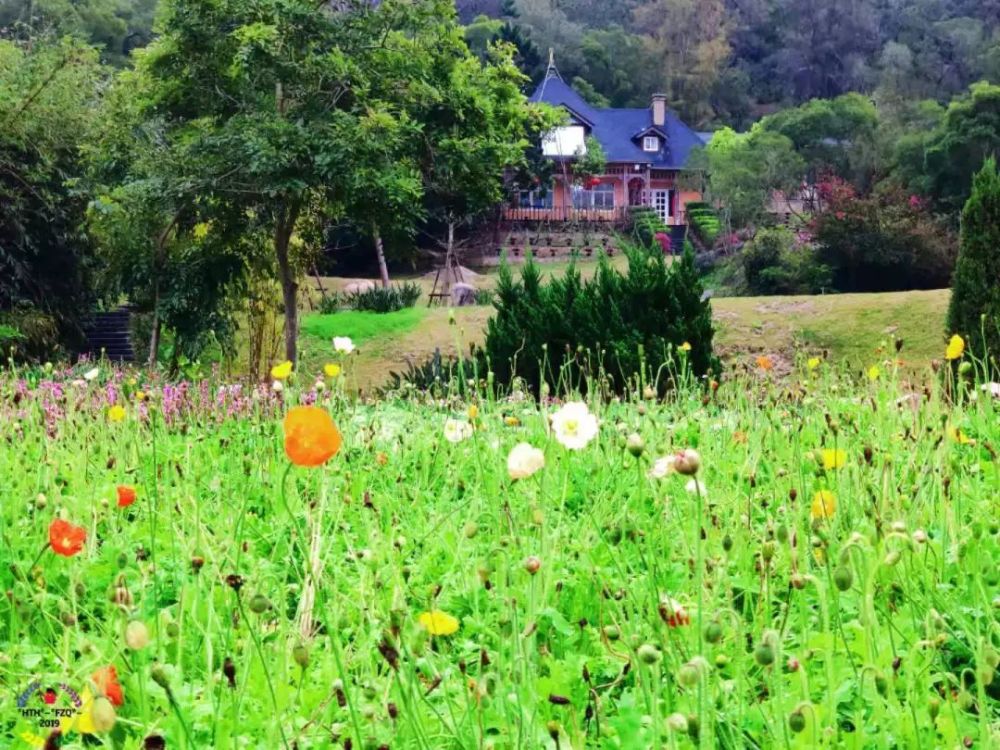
82;306;135;363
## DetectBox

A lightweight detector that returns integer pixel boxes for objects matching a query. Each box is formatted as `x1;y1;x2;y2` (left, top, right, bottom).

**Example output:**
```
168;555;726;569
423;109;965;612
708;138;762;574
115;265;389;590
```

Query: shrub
473;288;495;306
742;227;831;295
629;206;669;250
384;349;480;396
483;247;720;397
685;201;722;246
813;178;956;292
321;283;422;314
947;158;1000;371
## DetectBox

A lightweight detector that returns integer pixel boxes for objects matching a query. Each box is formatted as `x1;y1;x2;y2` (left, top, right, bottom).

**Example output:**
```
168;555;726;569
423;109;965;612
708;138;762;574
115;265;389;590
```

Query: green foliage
814;181;956;292
629;206;668;250
573;135;607;183
947;158;1000;372
924;82;1000;214
484;247;720;396
0;36;104;353
319;283;423;314
742;227;831;295
384;349;480;395
685;201;721;246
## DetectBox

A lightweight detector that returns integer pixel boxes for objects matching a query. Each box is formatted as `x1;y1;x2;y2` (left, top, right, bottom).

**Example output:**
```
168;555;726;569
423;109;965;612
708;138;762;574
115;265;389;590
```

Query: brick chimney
651;94;667;127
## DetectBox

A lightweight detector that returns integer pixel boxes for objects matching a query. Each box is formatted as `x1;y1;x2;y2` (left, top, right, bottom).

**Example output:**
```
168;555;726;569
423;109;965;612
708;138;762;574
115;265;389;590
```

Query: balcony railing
502;206;631;223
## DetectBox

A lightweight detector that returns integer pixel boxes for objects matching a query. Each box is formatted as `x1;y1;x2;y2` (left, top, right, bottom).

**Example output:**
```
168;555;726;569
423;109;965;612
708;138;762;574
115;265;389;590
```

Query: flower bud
293;643;310;669
626;433;645;457
249;594;272;614
150;663;170;691
704;622;723;644
666;712;688;732
788;709;806;734
834;566;853;592
674;449;701;476
125;620;150;650
91;696;117;732
753;642;775;666
637;643;661;664
523;556;542;575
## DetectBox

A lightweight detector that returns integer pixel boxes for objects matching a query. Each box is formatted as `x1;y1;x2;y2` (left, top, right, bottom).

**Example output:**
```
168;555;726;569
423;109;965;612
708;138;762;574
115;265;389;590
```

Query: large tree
0;36;104;353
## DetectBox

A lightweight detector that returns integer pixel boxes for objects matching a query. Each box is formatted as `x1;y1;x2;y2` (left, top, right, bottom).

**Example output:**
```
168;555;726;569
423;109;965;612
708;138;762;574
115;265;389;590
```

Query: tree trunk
148;303;160;368
275;201;302;366
373;223;390;288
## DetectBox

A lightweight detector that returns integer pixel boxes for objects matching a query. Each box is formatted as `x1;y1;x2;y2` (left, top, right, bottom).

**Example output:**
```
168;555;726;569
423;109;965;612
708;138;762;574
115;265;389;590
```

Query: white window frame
516;188;553;209
643;135;659;152
572;183;615;210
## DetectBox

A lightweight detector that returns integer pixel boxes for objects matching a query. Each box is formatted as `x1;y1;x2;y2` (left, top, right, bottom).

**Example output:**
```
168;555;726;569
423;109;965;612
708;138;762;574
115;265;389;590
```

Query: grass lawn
296;283;951;389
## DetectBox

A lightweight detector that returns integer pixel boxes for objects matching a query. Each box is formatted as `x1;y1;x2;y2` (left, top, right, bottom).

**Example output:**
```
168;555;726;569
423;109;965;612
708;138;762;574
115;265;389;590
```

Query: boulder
451;282;477;306
343;280;376;295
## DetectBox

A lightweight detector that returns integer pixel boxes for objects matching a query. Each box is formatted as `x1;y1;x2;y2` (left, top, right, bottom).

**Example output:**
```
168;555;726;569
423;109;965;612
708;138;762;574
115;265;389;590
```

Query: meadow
2;343;1000;749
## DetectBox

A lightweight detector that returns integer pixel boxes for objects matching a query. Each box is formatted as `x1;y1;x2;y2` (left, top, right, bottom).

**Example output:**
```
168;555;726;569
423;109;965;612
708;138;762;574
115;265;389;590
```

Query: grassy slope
298;283;950;388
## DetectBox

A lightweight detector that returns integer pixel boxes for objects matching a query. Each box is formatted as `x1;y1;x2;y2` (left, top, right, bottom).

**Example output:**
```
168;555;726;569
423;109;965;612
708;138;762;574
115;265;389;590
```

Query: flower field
2;352;1000;749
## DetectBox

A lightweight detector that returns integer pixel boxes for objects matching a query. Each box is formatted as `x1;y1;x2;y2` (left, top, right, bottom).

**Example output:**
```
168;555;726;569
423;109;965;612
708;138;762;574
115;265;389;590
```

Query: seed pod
704;622;723;644
754;643;775;666
722;534;733;552
788;709;806;734
834;566;853;592
191;556;205;573
637;643;661;665
249;594;272;614
292;643;310;669
143;736;166;750
223;657;237;688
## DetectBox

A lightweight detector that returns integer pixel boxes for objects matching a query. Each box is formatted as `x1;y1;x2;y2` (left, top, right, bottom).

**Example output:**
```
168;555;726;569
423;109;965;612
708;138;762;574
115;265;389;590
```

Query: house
506;64;705;228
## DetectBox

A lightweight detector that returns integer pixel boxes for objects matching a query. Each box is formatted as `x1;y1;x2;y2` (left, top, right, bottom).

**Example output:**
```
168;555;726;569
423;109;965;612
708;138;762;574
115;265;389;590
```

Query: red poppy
48;518;86;557
92;665;124;706
116;485;137;508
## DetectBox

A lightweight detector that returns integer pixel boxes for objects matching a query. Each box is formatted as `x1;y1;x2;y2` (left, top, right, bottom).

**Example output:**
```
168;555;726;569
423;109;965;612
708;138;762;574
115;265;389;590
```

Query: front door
652;189;673;224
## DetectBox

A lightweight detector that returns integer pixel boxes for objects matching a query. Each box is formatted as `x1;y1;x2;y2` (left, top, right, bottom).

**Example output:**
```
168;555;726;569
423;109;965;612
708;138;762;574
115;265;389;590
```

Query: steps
82;306;135;363
669;225;688;253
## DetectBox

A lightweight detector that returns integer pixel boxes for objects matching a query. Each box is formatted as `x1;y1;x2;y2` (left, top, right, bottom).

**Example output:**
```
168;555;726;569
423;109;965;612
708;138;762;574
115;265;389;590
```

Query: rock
343;280;376;295
451;283;477;306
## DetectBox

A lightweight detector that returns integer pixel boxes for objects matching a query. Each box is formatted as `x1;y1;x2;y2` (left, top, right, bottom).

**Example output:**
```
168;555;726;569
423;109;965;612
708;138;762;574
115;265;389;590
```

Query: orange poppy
49;518;86;557
283;406;342;468
92;665;124;706
116;485;137;508
756;355;774;371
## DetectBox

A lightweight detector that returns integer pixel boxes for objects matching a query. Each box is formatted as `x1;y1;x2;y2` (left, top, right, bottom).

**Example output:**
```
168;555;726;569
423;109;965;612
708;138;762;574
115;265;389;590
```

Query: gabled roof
529;76;704;170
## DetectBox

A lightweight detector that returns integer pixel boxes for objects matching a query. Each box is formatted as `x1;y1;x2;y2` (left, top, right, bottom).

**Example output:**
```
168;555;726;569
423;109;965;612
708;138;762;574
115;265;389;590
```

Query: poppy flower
323;363;341;378
270;360;293;380
945;334;965;361
49;518;86;557
418;610;460;636
92;665;124;706
807;357;821;370
116;485;137;508
107;405;126;423
867;365;881;381
756;355;774;371
550;402;599;450
821;449;846;470
283;406;342;467
679;341;692;352
810;490;836;521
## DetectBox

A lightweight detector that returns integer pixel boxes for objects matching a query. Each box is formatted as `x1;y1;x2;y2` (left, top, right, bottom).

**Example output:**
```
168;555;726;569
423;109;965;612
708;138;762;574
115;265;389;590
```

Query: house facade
506;69;706;227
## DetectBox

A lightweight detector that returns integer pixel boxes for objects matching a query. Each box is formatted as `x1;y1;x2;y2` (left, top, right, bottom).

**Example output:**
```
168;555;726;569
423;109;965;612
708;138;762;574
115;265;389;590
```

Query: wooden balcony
502;206;630;224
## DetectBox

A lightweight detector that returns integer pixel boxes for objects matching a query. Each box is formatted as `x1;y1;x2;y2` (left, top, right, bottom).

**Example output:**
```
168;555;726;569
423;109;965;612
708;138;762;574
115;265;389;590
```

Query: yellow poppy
821;449;846;470
107;405;126;423
945;334;965;361
271;361;293;380
468;404;479;420
679;341;692;352
807;357;821;370
504;415;521;427
867;365;880;381
811;490;836;521
418;610;460;637
947;426;976;445
323;363;341;378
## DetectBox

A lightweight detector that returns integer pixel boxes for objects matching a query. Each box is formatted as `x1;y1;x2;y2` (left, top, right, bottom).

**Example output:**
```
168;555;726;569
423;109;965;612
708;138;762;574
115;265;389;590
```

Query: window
643;135;659;152
516;189;553;209
572;182;615;210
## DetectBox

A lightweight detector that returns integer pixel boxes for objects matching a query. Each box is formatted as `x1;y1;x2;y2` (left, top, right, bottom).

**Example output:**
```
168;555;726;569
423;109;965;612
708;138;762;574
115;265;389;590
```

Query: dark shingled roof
529;77;705;170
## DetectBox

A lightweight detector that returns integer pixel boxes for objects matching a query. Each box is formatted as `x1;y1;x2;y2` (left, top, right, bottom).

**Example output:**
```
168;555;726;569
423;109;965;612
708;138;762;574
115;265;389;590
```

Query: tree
0;36;104;354
947;158;1000;371
923;81;1000;214
701;126;805;230
633;0;730;126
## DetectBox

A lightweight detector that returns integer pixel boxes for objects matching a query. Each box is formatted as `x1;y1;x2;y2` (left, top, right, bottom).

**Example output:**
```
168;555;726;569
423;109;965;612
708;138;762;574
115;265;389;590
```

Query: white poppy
647;455;677;479
333;337;355;355
83;367;99;381
982;382;1000;399
550;401;599;450
443;418;473;443
507;442;545;480
272;380;284;393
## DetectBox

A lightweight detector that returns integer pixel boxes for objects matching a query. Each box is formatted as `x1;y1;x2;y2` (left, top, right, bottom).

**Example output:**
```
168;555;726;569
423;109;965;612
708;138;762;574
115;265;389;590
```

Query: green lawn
300;307;427;344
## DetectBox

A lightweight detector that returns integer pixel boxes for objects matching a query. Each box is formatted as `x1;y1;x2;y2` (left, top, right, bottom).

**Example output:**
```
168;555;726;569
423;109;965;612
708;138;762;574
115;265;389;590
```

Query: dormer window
643;136;659;152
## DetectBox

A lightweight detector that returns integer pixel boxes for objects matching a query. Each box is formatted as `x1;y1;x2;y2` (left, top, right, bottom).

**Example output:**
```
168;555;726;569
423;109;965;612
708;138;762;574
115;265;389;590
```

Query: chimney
651;94;667;127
